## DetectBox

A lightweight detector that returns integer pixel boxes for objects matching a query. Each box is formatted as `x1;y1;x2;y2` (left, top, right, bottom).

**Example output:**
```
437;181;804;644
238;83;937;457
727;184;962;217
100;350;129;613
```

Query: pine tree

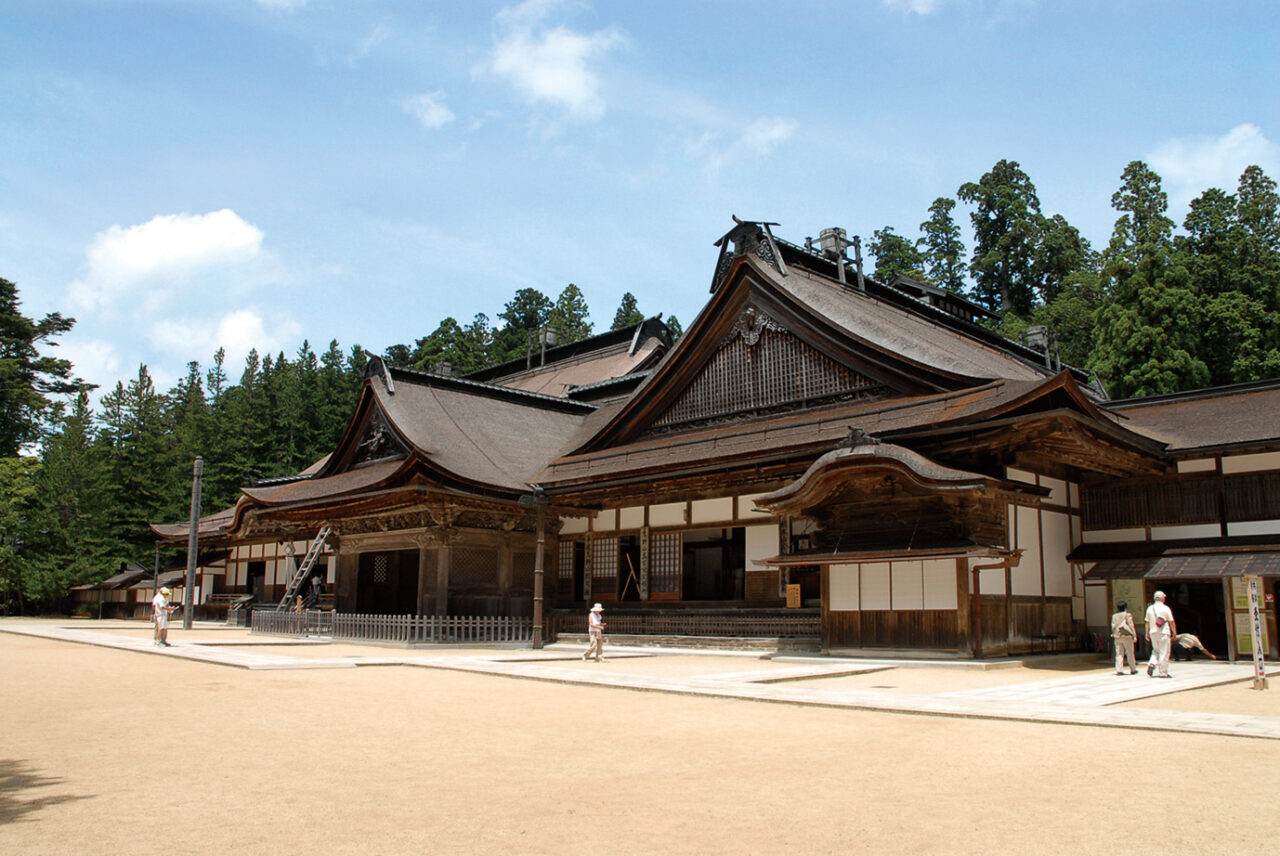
919;198;967;293
0;277;80;455
611;292;644;330
1090;161;1208;397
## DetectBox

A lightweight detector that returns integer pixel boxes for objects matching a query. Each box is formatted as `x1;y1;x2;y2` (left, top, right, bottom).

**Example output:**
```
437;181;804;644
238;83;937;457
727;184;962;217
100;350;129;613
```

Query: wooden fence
249;609;535;644
554;609;820;639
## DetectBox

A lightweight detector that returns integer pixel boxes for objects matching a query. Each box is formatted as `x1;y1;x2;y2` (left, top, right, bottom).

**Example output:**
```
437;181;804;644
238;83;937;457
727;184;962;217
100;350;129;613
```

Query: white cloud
882;0;945;14
402;91;456;129
1148;123;1279;210
349;24;392;68
54;338;121;397
689;116;798;174
486;0;625;120
256;0;307;10
152;309;302;370
68;209;264;310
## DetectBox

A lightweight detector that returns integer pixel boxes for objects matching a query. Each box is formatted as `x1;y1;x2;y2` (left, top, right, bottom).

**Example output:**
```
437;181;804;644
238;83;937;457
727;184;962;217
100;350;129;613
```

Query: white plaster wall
1222;451;1280;474
737;494;772;519
1228;519;1280;537
649;503;685;527
891;561;924;610
1068;482;1080;510
829;563;859;610
1177;458;1217;473
618;506;644;530
1085;581;1109;627
1011;505;1042;596
744;524;780;570
1042;510;1074;597
690;497;734;524
860;562;891;610
1040;476;1067;506
1151;523;1220;540
560;516;589;535
977;558;1005;595
1006;467;1034;485
593;509;617;532
1082;528;1147;543
922;559;957;610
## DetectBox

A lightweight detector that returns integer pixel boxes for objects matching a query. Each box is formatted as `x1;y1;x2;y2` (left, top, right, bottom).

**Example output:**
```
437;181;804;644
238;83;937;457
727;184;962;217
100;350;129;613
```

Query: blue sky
3;0;1278;398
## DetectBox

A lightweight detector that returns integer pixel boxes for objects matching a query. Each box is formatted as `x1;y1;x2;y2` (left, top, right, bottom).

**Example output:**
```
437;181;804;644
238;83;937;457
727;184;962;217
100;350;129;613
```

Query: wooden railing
553;609;820;638
249;608;534;644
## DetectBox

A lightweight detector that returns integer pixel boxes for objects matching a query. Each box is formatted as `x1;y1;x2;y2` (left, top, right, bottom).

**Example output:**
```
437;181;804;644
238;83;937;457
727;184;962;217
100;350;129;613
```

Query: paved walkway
4;621;1277;740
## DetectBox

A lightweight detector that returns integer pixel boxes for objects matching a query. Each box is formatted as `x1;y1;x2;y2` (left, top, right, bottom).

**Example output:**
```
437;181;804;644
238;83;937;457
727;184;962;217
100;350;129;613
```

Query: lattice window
511;552;536;593
558;541;575;580
1226;472;1280;522
650;532;680;593
653;327;881;429
1082;474;1219;529
372;554;388;585
592;537;618;581
452;548;497;587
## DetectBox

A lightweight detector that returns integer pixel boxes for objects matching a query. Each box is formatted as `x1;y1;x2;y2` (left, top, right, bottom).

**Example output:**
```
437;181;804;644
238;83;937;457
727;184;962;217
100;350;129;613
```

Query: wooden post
1245;574;1269;690
533;489;545;649
436;544;451;616
183;456;202;630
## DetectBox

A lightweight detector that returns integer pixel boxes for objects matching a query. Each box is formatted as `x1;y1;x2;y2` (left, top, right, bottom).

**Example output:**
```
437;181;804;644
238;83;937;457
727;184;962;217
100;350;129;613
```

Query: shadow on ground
0;758;91;824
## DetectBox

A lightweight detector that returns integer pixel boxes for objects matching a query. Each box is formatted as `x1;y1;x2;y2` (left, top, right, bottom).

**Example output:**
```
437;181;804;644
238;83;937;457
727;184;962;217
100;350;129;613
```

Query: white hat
160;587;172;595
1154;590;1166;600
590;603;604;612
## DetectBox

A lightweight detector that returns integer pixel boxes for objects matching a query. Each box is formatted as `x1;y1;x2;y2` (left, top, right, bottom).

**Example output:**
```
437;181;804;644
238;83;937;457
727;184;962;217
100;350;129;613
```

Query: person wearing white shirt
1144;590;1177;677
152;586;176;647
581;603;606;662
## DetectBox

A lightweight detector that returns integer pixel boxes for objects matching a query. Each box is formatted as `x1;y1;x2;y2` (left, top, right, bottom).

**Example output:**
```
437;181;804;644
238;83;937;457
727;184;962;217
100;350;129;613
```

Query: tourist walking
1110;600;1138;674
152;586;177;647
1144;591;1177;677
582;602;606;662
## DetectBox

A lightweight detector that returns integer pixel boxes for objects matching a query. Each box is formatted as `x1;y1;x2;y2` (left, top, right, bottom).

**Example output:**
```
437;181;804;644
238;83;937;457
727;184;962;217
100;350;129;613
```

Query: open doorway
1165;581;1228;659
618;535;641;601
681;528;746;601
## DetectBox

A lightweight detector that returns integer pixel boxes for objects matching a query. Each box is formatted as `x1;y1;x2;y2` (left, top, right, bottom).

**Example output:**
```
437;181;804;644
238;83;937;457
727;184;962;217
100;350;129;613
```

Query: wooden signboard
786;584;802;609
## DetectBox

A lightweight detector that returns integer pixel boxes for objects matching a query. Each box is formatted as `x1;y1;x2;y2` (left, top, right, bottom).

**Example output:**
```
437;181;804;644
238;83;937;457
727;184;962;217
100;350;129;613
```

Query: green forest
2;157;1278;614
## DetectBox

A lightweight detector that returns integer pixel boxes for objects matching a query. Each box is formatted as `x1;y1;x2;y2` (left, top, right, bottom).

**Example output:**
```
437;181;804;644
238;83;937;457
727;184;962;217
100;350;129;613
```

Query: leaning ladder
277;526;332;610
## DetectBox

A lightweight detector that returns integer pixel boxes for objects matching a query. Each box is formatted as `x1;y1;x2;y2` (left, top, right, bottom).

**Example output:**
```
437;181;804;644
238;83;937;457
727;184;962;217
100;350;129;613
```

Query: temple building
152;219;1280;659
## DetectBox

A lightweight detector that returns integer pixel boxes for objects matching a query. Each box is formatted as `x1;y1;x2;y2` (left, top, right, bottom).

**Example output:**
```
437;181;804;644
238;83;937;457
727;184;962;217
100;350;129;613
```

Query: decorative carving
352;410;409;466
842;426;880;448
724;306;785;348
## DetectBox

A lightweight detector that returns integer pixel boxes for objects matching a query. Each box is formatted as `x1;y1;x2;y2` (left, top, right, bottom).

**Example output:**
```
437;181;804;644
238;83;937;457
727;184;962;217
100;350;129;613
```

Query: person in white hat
152;586;177;647
582;603;606;662
1144;590;1177;677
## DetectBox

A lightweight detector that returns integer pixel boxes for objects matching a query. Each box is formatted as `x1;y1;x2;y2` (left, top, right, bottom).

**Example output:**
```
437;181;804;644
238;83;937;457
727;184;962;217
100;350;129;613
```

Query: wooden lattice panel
592;537;618;581
654;328;881;429
558;541;574;580
649;532;680;593
451;547;498;586
511;551;536;593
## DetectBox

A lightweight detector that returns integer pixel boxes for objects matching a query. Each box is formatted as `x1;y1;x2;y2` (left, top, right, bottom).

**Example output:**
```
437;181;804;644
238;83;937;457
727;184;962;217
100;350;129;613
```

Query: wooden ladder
277;526;332;610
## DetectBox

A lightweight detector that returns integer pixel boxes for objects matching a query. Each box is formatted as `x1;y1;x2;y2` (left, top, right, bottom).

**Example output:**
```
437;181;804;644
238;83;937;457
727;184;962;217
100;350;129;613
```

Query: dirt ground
2;623;1278;856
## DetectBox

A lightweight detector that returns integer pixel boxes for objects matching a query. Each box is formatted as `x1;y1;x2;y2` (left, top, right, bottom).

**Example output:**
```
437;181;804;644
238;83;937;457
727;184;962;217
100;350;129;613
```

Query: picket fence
249;609;535;644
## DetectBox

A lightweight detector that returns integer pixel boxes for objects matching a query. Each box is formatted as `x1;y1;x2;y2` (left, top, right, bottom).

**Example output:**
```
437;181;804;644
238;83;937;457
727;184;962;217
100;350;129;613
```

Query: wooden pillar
639;525;650;601
335;552;358;613
1005;565;1014;652
415;539;432;616
958;557;977;658
436;544;451;616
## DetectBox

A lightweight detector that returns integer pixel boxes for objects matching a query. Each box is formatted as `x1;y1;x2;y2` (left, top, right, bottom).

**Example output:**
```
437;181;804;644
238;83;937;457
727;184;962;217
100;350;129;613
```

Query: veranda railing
249;609;535;644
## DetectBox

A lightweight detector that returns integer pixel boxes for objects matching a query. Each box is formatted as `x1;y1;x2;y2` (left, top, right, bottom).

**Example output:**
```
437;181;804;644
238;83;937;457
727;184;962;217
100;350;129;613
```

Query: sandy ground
2;623;1278;856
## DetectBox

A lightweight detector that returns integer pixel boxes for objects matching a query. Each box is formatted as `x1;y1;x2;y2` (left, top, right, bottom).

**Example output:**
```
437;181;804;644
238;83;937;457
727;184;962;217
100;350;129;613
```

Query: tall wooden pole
183;456;202;630
532;487;545;649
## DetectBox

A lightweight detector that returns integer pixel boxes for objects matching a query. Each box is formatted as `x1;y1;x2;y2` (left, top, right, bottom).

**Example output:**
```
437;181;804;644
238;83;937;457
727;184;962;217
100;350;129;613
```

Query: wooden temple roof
1104;378;1280;453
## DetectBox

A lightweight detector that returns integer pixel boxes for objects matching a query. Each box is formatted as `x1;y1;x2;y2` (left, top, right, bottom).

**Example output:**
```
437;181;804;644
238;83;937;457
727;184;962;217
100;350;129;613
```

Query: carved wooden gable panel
349;408;410;468
648;307;888;434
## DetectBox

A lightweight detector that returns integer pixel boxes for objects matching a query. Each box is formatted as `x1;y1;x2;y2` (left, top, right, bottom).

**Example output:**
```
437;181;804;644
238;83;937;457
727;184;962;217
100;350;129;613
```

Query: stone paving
4;621;1278;740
